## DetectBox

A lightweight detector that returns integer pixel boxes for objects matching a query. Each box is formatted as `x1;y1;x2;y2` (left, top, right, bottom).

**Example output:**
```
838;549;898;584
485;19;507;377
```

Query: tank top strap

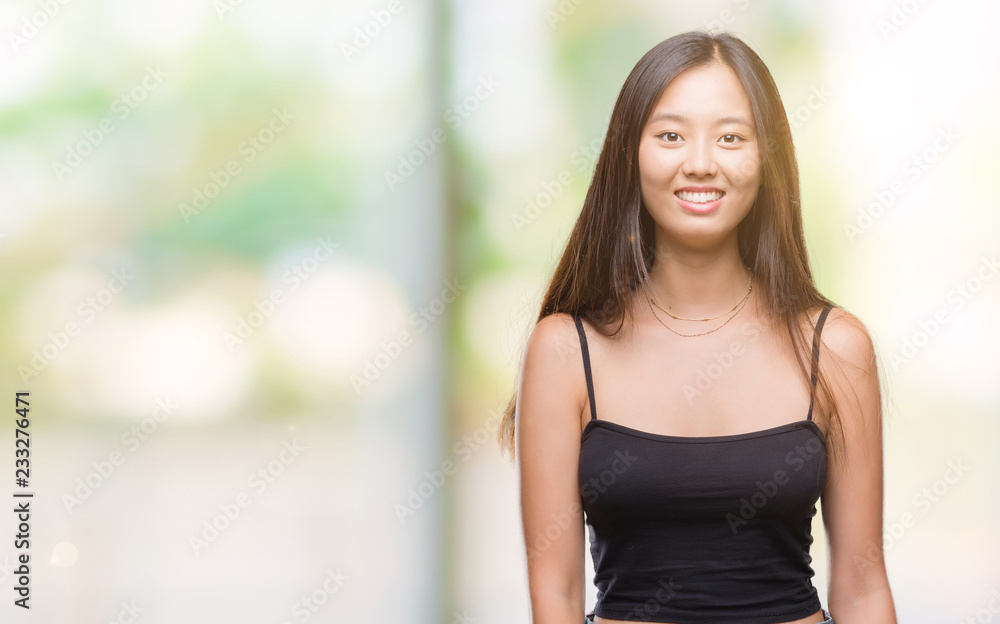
572;312;598;422
806;304;835;422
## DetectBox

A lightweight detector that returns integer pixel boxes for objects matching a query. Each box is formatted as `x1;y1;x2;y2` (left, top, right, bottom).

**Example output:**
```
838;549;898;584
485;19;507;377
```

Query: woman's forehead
650;63;754;125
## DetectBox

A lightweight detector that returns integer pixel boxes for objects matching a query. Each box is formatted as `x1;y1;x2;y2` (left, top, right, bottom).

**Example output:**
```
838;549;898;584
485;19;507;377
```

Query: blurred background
0;0;997;622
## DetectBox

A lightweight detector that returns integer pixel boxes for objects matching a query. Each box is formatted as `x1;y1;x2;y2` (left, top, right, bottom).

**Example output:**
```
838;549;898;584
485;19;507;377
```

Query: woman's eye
721;134;745;144
659;132;681;142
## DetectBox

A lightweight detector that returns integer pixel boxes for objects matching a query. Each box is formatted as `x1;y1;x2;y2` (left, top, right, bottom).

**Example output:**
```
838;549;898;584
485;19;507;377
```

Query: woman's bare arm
819;308;898;624
516;312;588;623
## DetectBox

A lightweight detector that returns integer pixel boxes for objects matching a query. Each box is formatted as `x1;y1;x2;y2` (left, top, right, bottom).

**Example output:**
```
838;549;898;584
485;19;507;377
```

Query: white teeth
676;190;724;203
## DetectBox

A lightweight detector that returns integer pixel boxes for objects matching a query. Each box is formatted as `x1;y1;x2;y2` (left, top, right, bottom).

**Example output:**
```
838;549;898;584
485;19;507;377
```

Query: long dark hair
498;30;850;465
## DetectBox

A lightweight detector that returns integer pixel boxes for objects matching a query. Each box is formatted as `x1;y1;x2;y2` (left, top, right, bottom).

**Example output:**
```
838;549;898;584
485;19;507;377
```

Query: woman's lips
674;190;725;214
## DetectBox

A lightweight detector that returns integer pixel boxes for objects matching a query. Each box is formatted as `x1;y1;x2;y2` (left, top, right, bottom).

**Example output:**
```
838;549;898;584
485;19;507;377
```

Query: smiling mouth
675;190;725;203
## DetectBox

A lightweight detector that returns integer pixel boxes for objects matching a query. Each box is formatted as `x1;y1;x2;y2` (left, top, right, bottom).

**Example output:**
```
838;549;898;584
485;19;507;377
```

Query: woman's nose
681;140;717;177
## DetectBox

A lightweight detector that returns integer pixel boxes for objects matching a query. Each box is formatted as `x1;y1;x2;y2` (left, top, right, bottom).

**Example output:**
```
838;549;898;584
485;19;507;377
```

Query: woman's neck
645;254;753;319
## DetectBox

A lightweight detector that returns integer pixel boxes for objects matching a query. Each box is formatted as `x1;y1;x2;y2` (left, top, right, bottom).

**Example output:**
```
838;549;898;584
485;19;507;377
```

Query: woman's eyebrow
647;112;753;127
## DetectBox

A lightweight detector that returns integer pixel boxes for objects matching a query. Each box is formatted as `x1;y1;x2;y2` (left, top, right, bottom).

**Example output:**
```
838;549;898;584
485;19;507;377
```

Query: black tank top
575;304;834;623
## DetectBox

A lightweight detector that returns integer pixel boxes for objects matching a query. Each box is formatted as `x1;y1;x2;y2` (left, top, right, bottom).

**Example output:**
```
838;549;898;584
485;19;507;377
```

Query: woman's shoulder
519;312;589;430
806;303;876;369
528;311;579;343
522;312;585;377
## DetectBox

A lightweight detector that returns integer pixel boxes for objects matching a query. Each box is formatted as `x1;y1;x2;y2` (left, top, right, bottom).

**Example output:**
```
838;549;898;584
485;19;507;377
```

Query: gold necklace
645;289;749;337
643;272;753;321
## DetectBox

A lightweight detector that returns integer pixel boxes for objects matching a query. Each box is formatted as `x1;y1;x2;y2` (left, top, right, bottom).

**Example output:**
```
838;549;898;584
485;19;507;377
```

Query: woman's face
638;61;761;250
